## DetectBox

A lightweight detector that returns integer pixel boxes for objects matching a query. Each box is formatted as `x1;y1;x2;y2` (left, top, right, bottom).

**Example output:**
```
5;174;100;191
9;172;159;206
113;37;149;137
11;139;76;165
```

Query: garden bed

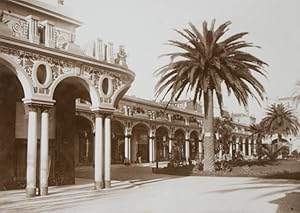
152;159;300;180
193;159;300;180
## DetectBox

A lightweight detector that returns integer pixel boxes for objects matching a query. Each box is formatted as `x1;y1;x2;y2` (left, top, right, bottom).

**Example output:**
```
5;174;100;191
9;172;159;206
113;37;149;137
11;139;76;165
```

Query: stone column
128;136;131;161
40;108;50;196
26;105;38;197
104;116;111;188
185;132;190;161
149;137;154;163
242;139;246;156
94;113;104;190
248;141;252;157
199;141;203;160
95;38;104;60
218;144;223;159
42;20;55;48
168;135;173;153
124;134;130;164
107;42;114;63
229;142;233;157
236;141;239;152
26;15;40;44
253;140;257;155
152;137;156;162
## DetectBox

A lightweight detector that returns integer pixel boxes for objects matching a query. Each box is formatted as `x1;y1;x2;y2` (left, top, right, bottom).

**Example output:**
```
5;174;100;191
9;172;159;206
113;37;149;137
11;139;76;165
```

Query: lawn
153;159;300;180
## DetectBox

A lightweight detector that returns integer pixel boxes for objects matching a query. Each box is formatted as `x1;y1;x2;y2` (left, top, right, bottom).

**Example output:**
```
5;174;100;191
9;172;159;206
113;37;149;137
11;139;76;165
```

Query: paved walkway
0;164;299;213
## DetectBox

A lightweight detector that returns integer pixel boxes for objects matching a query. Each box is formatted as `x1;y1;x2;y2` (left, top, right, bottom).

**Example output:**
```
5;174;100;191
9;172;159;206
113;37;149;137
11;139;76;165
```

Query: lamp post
155;136;159;169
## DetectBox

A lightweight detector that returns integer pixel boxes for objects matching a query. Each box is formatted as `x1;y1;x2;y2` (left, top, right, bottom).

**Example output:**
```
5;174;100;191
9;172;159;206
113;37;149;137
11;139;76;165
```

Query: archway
74;115;94;167
190;131;199;160
0;62;25;190
111;120;125;163
52;77;93;185
156;126;169;161
174;129;185;162
132;123;149;163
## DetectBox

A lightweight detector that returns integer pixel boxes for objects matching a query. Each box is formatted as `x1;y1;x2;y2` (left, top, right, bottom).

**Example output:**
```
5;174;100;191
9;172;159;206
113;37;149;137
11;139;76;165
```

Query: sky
47;0;300;120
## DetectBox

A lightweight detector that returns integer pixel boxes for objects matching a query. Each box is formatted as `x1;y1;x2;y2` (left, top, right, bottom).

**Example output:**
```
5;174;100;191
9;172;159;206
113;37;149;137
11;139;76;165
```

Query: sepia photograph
0;0;299;212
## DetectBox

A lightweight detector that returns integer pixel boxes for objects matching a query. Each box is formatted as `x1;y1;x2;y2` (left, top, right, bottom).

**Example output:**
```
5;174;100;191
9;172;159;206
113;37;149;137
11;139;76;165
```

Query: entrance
156;127;169;161
52;77;93;185
0;67;25;190
111;120;125;164
132;123;149;163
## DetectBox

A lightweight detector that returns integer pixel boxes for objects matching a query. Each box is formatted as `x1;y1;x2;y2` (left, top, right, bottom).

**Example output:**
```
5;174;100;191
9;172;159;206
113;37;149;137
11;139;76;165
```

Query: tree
154;20;267;171
261;103;300;149
250;122;266;158
293;81;300;107
214;115;233;155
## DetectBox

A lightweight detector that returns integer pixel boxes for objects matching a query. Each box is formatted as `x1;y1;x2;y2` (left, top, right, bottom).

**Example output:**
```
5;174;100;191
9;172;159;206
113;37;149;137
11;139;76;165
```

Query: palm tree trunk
203;89;215;172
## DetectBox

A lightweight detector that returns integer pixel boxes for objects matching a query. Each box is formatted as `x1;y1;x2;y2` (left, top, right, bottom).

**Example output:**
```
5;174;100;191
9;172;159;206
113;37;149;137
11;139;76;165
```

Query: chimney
58;0;64;5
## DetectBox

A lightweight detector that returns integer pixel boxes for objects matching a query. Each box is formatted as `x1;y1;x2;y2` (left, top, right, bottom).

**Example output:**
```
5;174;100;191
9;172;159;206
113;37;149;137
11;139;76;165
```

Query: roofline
8;0;83;27
0;35;135;80
122;95;202;117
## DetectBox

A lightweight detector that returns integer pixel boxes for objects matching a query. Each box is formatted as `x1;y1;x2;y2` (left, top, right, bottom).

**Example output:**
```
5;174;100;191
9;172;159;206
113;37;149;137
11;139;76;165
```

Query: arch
131;122;149;163
156;126;169;161
74;115;95;166
174;127;186;135
49;74;100;108
111;119;125;163
190;130;200;138
112;119;125;134
75;112;95;132
156;124;170;133
132;121;150;133
156;126;170;135
112;84;131;108
0;53;34;99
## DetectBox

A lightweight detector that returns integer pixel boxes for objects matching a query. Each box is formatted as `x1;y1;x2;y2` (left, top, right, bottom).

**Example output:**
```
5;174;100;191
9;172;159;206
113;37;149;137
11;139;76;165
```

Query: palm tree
250;122;266;158
292;81;300;107
260;103;300;150
154;20;267;171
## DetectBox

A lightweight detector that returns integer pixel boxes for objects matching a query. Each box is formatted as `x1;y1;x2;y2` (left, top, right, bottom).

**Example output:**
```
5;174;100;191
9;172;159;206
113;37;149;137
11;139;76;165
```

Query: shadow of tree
270;192;300;213
262;171;300;180
231;160;275;167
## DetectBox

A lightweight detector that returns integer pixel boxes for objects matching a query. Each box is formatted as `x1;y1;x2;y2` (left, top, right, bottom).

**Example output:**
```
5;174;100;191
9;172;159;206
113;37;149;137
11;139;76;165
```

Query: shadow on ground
206;177;300;213
271;192;300;213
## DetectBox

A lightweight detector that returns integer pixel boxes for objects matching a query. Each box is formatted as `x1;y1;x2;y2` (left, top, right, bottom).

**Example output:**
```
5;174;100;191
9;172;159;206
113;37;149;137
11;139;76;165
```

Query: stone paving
0;163;299;213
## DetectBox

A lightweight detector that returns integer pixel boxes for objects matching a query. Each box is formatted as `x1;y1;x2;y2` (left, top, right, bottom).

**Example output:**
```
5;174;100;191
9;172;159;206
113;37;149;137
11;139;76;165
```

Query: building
0;0;257;198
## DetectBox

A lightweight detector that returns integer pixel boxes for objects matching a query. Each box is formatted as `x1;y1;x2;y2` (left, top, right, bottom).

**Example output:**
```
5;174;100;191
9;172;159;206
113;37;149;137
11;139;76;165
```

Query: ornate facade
0;0;258;198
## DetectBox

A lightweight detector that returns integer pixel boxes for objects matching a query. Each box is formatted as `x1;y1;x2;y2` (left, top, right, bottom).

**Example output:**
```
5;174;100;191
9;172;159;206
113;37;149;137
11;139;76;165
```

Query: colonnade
25;102;257;198
25;102;113;197
219;138;257;159
25;104;54;197
94;112;112;190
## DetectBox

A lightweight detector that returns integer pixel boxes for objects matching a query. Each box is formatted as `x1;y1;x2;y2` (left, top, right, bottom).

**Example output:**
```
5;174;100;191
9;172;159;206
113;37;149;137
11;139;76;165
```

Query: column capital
26;15;40;21
24;104;39;112
92;110;113;118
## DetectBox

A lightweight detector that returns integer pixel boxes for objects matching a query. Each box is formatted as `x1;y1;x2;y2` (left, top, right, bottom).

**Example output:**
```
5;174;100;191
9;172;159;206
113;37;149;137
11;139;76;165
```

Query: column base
94;181;104;190
105;180;111;188
26;187;36;197
40;187;48;196
124;158;130;165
